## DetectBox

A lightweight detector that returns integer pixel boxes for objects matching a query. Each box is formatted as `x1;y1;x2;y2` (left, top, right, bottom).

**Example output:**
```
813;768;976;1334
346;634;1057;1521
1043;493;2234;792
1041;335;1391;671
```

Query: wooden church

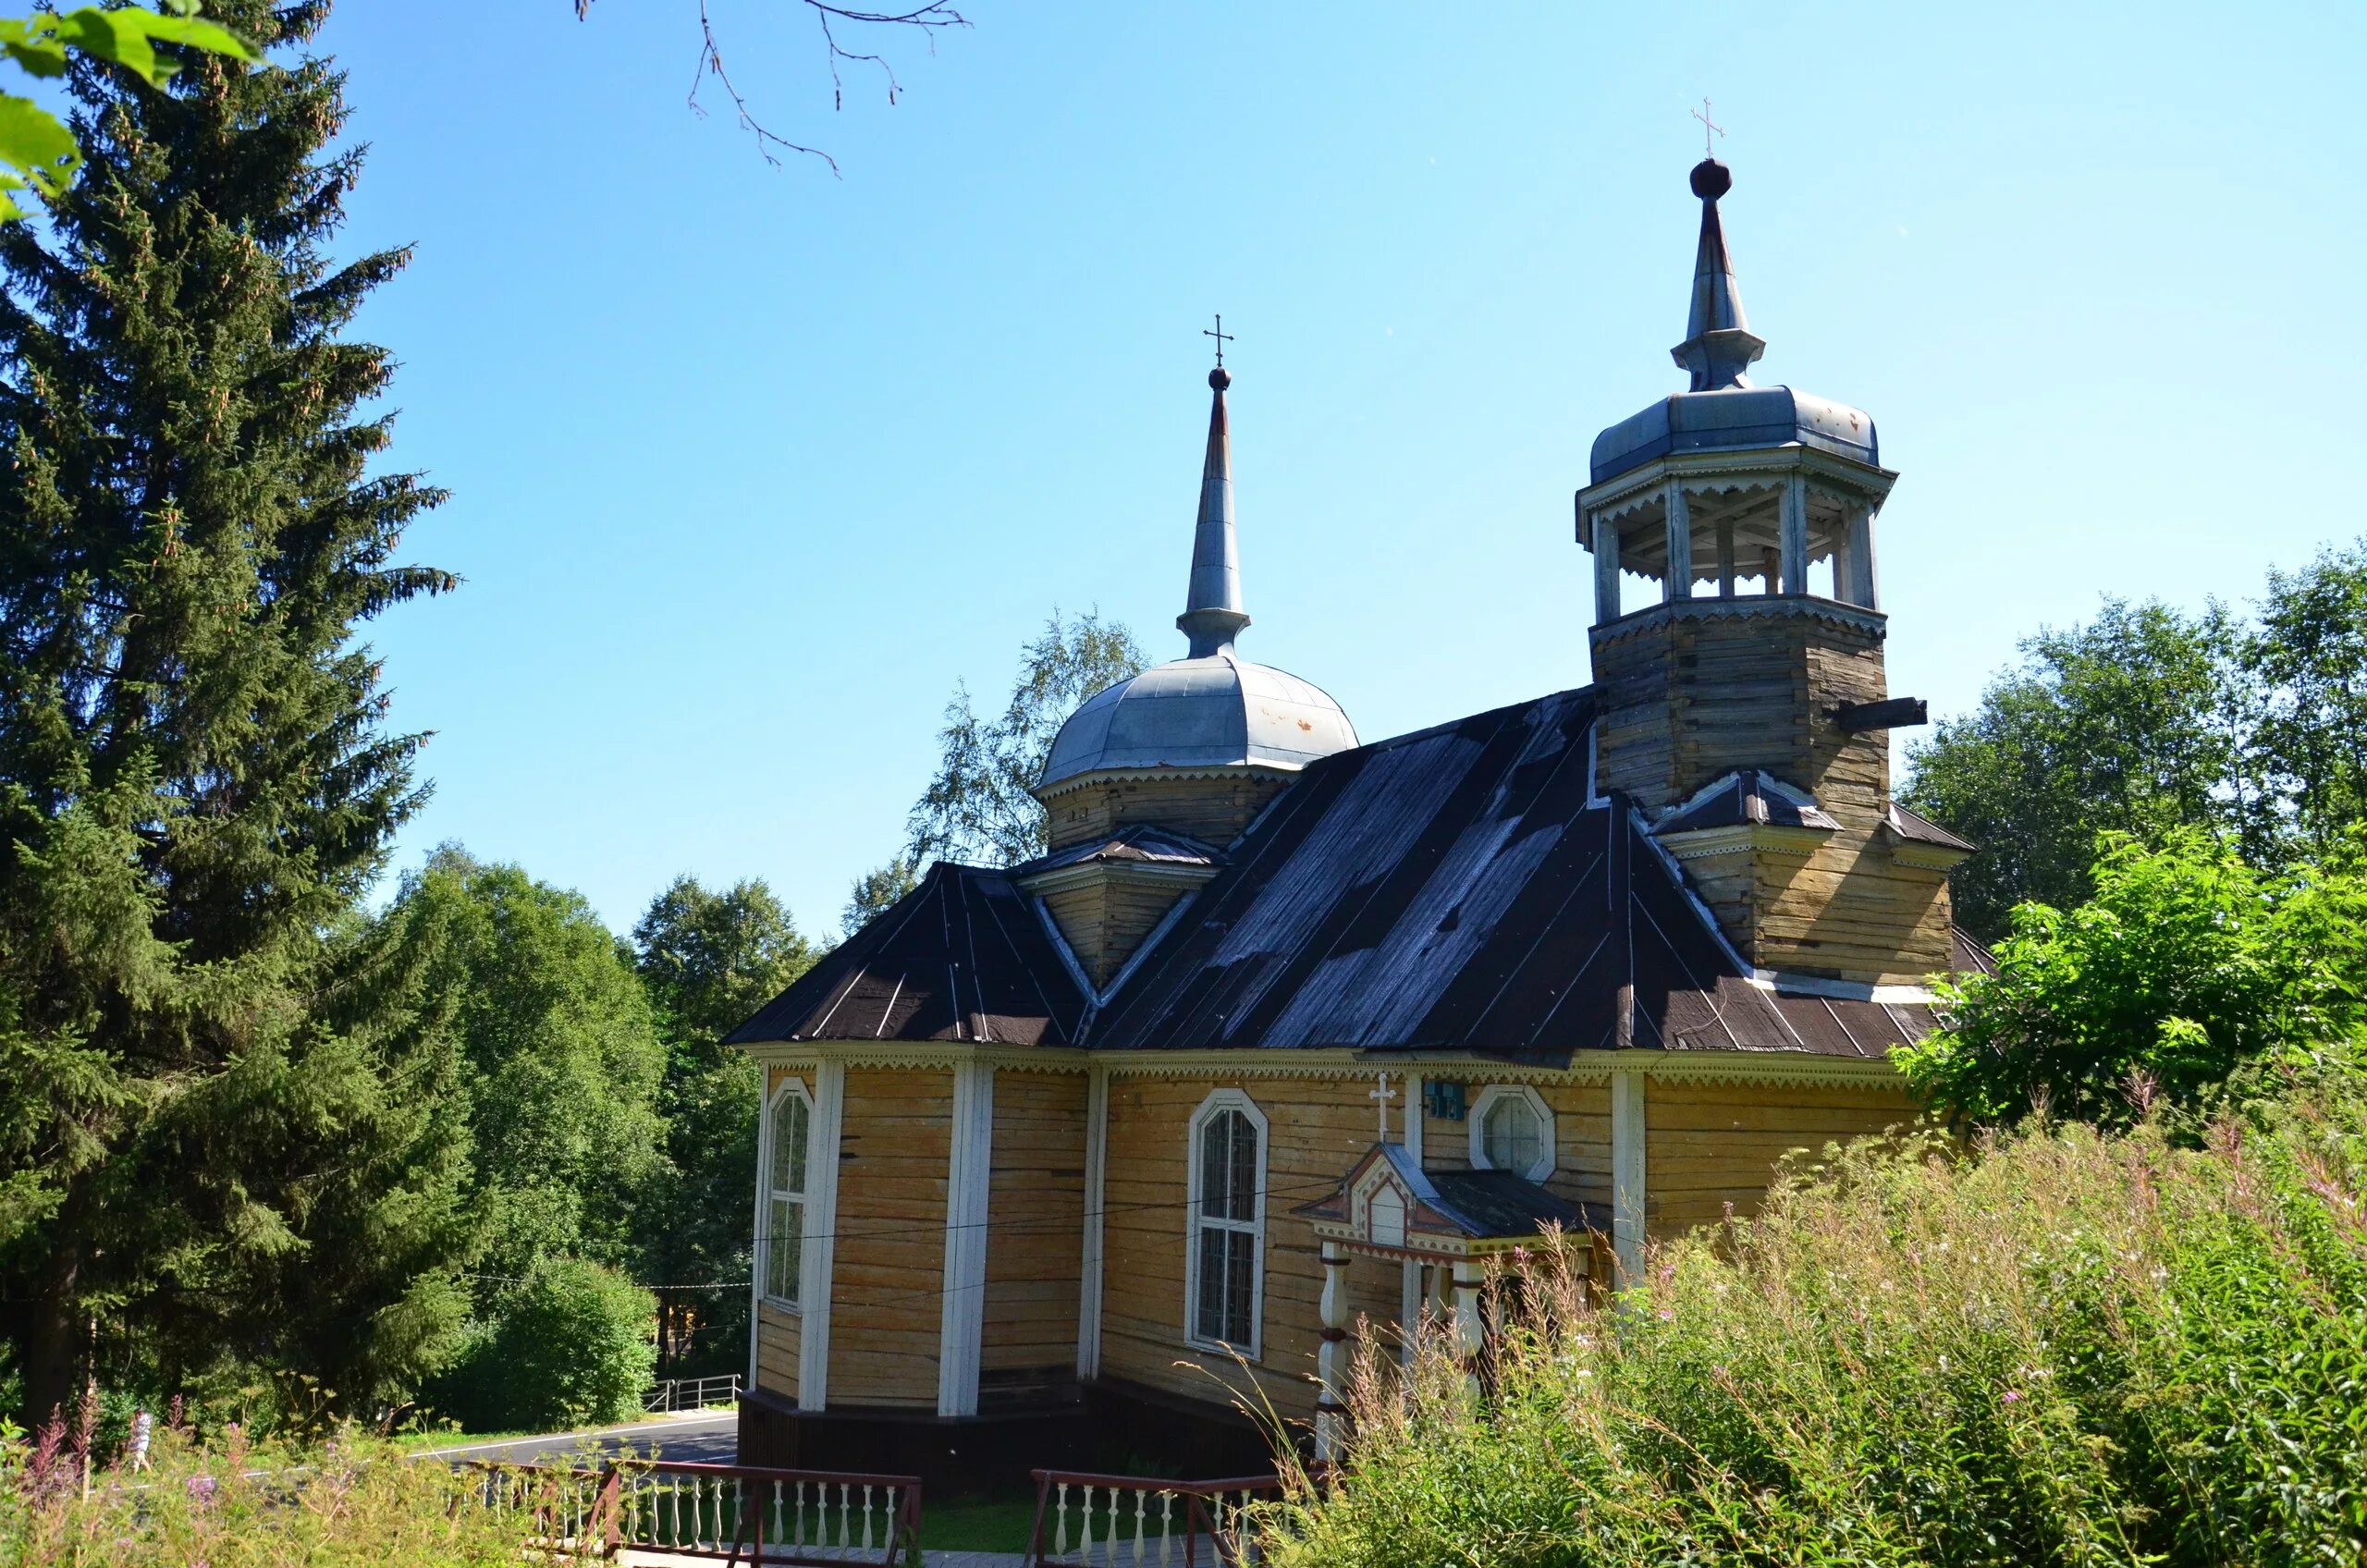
727;157;1981;1479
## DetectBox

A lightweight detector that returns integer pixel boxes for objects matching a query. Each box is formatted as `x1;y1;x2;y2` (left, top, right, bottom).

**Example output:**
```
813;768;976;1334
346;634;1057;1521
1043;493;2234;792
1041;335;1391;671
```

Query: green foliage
842;853;919;938
1901;598;2253;939
376;848;666;1280
0;0;457;1424
1265;1058;2367;1567
905;608;1146;870
0;5;253;218
431;1256;656;1434
2248;539;2367;854
1895;831;2367;1130
631;876;816;1376
1906;540;2367;938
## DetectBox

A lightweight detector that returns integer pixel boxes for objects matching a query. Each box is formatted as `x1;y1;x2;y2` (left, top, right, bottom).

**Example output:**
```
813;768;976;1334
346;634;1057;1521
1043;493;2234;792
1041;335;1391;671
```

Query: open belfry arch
725;157;1987;1486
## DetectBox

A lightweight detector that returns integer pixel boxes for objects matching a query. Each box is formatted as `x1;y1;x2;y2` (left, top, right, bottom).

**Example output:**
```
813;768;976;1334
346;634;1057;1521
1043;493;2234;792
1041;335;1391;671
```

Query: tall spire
1670;159;1766;392
1177;364;1251;658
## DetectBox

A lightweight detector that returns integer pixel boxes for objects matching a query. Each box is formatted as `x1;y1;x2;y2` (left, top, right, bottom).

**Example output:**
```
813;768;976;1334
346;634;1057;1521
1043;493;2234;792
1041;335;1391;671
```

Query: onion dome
1038;364;1356;793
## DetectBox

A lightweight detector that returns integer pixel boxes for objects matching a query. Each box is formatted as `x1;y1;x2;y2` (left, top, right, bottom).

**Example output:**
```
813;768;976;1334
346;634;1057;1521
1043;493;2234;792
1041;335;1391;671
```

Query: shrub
430;1257;656;1433
1897;829;2367;1129
1262;1051;2367;1567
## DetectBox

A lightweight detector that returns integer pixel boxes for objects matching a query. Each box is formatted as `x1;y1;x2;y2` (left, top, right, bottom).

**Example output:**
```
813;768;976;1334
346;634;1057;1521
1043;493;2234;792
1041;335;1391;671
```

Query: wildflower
188;1473;219;1507
2001;1390;2024;1403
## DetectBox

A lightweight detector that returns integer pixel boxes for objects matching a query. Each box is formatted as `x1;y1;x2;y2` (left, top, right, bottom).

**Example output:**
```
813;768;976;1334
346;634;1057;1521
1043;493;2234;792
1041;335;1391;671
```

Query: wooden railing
1027;1469;1282;1568
472;1458;921;1564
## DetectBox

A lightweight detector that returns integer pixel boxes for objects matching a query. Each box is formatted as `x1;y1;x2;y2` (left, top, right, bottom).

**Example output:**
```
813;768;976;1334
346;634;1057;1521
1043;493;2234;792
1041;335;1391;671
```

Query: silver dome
1038;653;1357;791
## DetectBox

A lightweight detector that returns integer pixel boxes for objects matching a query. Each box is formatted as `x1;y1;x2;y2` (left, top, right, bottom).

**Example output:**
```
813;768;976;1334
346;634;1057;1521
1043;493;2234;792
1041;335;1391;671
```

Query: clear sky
322;1;2366;939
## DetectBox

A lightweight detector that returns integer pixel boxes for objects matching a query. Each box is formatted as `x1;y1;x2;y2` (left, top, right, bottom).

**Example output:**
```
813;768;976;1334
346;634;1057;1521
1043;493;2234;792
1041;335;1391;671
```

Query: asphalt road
413;1410;738;1467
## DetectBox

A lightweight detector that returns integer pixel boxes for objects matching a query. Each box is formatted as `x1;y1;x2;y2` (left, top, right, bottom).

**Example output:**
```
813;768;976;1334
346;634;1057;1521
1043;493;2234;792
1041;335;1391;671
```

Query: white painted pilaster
746;1070;769;1395
1316;1241;1351;1460
937;1060;994;1417
798;1060;846;1411
1611;1069;1648;1292
1075;1065;1109;1380
1452;1260;1485;1403
1663;482;1691;601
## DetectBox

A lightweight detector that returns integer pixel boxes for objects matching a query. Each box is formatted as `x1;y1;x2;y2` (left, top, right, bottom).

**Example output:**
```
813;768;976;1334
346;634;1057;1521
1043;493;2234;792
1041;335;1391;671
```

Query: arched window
1186;1089;1268;1356
1469;1084;1555;1183
764;1082;813;1308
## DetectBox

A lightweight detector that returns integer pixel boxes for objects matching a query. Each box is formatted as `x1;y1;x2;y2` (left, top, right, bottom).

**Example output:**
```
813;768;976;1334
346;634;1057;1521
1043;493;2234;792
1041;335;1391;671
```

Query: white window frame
1468;1084;1555;1183
759;1076;815;1312
1184;1087;1269;1360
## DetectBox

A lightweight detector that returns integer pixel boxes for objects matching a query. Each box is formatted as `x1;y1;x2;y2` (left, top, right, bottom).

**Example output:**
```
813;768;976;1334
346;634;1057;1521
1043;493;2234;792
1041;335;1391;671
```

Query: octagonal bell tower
1578;159;1968;986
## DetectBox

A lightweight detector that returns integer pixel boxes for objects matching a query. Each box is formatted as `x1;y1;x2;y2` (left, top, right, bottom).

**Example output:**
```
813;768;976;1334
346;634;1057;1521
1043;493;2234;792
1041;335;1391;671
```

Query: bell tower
1579;159;1968;986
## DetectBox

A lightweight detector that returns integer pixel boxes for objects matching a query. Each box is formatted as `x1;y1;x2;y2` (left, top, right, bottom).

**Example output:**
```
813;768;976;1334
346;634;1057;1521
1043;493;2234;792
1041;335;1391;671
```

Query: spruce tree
0;0;461;1419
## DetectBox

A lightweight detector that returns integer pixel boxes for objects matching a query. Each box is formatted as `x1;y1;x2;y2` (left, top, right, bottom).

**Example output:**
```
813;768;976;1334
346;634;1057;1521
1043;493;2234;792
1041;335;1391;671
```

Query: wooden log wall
1643;1075;1919;1234
1592;609;1956;984
828;1067;951;1409
1042;772;1294;852
1098;1074;1382;1424
1038;873;1195;987
982;1071;1088;1395
755;1302;800;1402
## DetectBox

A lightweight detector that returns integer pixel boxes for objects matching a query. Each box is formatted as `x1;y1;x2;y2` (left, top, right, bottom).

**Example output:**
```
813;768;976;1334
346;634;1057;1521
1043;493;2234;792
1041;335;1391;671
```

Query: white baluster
1158;1491;1176;1568
795;1479;808;1547
839;1481;852;1548
1132;1488;1147;1565
862;1482;876;1551
1055;1481;1072;1559
1083;1485;1099;1561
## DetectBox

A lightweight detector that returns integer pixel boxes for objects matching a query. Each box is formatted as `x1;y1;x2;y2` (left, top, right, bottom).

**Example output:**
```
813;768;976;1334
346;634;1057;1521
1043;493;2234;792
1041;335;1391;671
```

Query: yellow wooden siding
828;1068;950;1409
1417;1078;1613;1216
755;1302;800;1401
1645;1076;1919;1232
983;1071;1087;1379
1044;774;1293;852
766;1063;819;1095
1098;1074;1385;1424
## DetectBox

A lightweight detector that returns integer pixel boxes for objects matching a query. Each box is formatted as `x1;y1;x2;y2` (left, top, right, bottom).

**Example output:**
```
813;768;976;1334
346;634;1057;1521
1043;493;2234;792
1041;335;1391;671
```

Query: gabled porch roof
1295;1142;1608;1261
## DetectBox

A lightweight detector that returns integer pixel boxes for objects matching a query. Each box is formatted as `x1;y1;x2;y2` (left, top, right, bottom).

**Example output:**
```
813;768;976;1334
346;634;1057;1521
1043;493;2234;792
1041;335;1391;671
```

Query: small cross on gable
1203;312;1234;370
1370;1072;1399;1142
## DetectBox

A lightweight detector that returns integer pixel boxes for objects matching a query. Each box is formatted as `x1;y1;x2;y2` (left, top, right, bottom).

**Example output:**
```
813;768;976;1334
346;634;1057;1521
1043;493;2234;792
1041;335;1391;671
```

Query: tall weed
1265;1061;2367;1567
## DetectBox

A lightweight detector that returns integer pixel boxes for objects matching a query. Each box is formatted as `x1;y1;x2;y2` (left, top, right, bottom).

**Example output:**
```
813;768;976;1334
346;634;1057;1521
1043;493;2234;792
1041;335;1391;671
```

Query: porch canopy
1295;1143;1608;1264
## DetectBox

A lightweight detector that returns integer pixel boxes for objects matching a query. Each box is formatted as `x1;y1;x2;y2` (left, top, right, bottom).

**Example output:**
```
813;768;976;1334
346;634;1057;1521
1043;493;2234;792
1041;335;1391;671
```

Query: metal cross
1692;96;1724;158
1370;1072;1398;1141
1204;312;1235;369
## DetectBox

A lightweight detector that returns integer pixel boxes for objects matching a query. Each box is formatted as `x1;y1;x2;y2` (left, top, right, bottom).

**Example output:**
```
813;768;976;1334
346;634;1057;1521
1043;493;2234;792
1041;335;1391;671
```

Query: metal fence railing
471;1458;922;1565
643;1373;743;1414
1027;1469;1282;1568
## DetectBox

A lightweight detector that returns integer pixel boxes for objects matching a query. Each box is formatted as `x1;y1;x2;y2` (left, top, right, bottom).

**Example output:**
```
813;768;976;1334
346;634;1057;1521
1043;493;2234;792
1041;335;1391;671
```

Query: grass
919;1488;1042;1553
1258;1047;2367;1567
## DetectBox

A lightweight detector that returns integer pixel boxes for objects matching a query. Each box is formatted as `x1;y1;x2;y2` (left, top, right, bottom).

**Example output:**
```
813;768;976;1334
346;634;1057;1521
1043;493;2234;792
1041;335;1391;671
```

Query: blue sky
325;1;2366;938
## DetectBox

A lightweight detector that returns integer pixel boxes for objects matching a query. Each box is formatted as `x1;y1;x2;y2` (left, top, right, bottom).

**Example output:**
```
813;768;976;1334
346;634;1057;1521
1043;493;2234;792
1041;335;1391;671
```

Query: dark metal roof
1091;688;1946;1061
727;688;1961;1059
1655;769;1840;836
1010;827;1225;878
719;863;1087;1047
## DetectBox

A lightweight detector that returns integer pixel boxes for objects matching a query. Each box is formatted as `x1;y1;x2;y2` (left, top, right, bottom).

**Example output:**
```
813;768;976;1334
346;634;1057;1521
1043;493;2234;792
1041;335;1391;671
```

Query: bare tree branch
578;0;972;176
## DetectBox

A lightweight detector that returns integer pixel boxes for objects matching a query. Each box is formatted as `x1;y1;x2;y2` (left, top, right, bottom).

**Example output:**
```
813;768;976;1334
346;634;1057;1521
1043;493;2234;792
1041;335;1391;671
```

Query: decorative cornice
1033;761;1301;805
741;1040;1909;1089
1589;594;1888;647
1656;821;1834;862
1890;841;1975;872
1577;444;1895;517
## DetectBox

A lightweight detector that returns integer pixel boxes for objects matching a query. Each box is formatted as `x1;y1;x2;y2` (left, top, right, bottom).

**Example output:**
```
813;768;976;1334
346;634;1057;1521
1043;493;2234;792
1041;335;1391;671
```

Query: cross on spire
1691;96;1724;159
1203;312;1234;370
